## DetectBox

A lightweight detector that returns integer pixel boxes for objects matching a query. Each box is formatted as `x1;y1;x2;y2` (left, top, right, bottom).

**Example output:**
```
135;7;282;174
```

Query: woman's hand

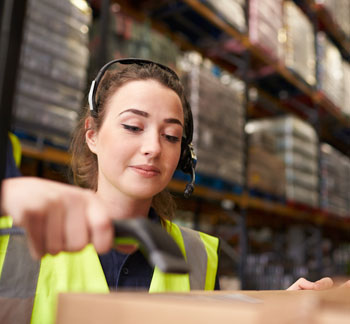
1;177;114;259
287;277;350;290
287;277;333;290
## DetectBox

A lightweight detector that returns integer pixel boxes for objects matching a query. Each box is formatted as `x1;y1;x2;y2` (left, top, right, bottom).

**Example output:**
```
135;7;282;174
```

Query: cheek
107;140;135;161
166;146;182;170
97;130;133;161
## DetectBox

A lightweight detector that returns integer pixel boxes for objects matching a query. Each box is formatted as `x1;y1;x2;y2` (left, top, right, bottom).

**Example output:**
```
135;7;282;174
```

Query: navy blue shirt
98;208;158;291
99;247;154;291
99;209;220;290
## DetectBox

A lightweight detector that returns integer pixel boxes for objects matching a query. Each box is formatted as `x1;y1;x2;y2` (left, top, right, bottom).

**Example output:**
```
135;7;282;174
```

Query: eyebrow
119;108;183;127
119;108;148;117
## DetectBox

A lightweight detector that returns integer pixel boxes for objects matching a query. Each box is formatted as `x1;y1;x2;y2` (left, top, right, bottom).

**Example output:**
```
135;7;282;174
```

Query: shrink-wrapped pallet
204;0;246;33
105;10;180;68
182;63;245;186
317;32;344;110
316;0;350;37
283;1;316;86
247;127;286;196
13;0;91;147
320;144;350;217
249;0;284;61
247;146;286;197
246;116;319;207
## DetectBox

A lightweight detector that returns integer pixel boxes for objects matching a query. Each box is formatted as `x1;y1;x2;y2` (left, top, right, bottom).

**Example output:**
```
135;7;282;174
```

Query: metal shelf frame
14;0;350;288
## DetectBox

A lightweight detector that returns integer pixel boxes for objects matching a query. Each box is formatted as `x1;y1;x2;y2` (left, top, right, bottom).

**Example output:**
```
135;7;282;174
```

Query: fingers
287;277;315;291
3;177;114;257
24;194;113;257
85;195;113;254
287;277;334;291
50;190;113;254
23;210;46;259
338;280;350;288
62;192;114;254
64;197;89;252
45;203;64;255
314;277;333;290
25;193;112;257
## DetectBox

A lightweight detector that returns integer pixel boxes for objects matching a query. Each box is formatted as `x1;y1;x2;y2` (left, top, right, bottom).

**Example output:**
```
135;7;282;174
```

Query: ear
85;117;98;154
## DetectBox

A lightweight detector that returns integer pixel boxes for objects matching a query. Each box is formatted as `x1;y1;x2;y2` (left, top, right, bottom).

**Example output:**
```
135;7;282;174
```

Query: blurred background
2;0;350;290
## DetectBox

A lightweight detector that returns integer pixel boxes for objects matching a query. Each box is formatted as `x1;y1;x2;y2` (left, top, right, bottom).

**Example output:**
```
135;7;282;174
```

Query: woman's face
87;79;184;202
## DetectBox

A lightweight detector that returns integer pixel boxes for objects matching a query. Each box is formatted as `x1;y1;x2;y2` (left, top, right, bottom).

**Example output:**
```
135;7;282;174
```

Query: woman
0;59;219;324
70;58;220;291
0;59;342;324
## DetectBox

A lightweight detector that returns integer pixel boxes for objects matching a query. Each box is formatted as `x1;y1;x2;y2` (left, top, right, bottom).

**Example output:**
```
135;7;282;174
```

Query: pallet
173;171;243;194
195;173;243;194
248;188;286;204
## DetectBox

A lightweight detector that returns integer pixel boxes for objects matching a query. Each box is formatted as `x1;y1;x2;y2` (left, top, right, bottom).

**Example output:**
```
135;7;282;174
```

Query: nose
141;130;161;157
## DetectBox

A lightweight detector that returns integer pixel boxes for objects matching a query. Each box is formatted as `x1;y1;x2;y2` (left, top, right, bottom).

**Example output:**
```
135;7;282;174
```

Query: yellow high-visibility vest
0;219;219;324
8;132;21;167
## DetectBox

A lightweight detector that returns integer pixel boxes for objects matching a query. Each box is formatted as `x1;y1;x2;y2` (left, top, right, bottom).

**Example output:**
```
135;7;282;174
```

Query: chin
126;187;163;201
126;188;159;200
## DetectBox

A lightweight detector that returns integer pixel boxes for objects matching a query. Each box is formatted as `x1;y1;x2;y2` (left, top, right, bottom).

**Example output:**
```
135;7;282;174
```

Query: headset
88;58;196;198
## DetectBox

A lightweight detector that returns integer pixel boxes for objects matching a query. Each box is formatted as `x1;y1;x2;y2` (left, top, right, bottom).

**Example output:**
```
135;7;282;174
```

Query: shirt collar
148;207;161;224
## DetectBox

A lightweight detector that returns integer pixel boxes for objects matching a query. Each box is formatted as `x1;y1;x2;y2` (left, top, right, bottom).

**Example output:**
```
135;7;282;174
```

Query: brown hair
70;63;191;220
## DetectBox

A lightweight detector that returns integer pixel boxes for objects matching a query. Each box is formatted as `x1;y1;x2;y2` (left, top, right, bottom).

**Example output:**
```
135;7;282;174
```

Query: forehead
106;79;184;119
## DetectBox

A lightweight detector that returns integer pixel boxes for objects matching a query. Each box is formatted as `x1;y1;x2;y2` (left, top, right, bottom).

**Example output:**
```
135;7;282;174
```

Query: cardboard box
56;289;350;324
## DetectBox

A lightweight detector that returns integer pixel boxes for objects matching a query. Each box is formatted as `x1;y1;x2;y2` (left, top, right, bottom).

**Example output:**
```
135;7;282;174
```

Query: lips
130;165;161;177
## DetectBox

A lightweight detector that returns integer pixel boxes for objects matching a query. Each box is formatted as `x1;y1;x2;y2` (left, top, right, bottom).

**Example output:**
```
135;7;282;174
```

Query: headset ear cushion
177;142;193;174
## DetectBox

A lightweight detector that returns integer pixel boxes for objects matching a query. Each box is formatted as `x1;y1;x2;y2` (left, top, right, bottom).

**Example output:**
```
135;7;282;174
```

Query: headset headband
89;58;179;116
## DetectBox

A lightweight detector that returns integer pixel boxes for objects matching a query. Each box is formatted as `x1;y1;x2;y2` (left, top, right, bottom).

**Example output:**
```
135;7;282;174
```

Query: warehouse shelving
18;0;350;288
21;144;71;165
101;0;350;288
109;1;349;200
114;0;349;136
18;144;350;232
173;181;350;229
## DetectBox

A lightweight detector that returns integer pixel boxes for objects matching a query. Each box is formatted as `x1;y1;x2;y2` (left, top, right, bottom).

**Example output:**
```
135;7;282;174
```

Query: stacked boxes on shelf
245;253;288;290
315;0;350;37
245;226;350;289
338;0;350;37
320;144;350;217
283;1;316;86
331;244;350;275
13;0;91;147
245;226;309;290
269;116;319;207
204;0;246;33
96;8;181;69
246;126;286;197
317;32;344;110
249;0;284;61
246;116;319;207
182;62;245;187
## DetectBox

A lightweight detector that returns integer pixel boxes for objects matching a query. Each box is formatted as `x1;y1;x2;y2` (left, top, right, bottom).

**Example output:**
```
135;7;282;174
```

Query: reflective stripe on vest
149;221;219;292
0;216;12;275
179;226;207;289
0;217;40;324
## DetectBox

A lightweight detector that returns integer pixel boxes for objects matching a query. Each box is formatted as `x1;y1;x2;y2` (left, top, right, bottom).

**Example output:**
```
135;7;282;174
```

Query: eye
164;134;180;143
122;124;142;132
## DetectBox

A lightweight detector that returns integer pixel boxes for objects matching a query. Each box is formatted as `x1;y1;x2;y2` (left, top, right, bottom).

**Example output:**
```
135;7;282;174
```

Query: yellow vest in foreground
0;219;219;324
